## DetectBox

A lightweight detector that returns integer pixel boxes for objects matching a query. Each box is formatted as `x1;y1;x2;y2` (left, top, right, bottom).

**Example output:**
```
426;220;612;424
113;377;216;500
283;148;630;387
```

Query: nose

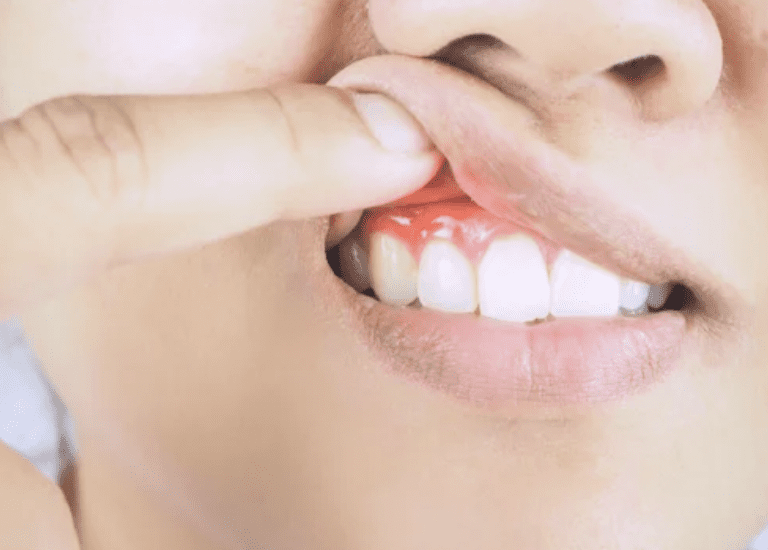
367;0;723;121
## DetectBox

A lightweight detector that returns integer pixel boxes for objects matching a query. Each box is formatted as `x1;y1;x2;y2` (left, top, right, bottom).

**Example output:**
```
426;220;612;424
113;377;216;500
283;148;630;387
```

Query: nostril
609;54;665;86
430;33;510;65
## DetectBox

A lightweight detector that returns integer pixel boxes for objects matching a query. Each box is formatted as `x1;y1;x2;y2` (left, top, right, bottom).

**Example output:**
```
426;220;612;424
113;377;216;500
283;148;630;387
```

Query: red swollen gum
358;197;565;269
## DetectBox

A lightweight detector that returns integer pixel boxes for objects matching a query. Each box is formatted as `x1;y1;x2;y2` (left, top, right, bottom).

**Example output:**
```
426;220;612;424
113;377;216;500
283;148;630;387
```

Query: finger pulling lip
322;54;750;410
328;55;722;301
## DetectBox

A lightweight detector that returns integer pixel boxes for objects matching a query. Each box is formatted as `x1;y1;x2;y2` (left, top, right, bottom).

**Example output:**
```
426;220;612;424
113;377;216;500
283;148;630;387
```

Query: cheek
21;219;335;527
22;219;318;455
0;0;339;117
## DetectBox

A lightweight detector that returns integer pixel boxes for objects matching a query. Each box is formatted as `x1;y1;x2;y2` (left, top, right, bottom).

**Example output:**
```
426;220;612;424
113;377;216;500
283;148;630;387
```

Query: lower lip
336;277;688;408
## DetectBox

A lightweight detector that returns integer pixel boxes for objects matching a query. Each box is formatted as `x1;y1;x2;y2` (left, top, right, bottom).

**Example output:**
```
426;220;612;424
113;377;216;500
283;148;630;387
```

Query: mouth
325;164;695;408
321;55;744;410
328;162;695;320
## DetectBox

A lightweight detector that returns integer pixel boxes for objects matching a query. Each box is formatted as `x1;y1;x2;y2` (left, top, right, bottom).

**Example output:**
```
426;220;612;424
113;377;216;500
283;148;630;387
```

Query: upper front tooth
418;239;477;313
478;235;550;323
369;232;418;306
549;250;620;317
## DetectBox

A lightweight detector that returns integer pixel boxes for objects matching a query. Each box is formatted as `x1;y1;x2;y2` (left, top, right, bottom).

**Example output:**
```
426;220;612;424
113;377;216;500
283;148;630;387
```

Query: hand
0;441;80;549
0;84;440;319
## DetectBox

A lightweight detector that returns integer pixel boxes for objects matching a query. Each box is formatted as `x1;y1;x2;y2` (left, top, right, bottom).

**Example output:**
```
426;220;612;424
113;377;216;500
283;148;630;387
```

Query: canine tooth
369;232;418;306
619;279;651;311
647;282;673;309
418;239;477;313
338;237;371;293
549;250;620;317
478;235;549;323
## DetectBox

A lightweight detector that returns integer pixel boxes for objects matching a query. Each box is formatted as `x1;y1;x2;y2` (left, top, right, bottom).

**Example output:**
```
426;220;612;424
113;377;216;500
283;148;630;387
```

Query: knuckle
22;96;148;213
263;87;303;158
259;85;360;217
258;87;310;218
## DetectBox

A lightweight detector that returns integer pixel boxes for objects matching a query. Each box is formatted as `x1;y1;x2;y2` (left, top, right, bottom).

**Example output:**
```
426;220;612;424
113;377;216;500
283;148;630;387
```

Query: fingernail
351;92;434;154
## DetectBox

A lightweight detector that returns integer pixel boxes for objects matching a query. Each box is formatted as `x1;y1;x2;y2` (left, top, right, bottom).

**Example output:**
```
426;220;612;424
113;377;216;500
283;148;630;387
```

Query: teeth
360;232;668;321
338;237;371;293
477;235;550;323
647;282;673;310
619;279;651;311
369;233;418;306
549;250;620;317
418;239;478;313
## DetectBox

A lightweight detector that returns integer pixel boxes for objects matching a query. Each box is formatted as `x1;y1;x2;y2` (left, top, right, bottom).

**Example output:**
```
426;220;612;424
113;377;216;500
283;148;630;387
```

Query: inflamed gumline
349;195;667;321
358;196;563;268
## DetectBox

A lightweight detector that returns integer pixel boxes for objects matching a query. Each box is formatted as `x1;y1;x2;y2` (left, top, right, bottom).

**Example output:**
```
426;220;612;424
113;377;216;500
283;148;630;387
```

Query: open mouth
328;226;695;322
320;54;738;409
324;162;698;408
326;163;697;324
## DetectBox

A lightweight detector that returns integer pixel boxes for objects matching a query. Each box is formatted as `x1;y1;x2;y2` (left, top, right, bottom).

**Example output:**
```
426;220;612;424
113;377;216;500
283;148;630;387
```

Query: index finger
0;87;440;317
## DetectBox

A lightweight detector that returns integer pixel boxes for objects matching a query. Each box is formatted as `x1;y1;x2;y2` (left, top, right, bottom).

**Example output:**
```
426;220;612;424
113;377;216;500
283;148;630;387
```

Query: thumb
0;85;441;315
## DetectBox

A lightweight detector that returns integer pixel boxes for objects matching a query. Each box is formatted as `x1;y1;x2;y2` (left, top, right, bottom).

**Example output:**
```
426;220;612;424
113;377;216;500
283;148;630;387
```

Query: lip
329;55;714;290
339;284;687;408
324;54;747;408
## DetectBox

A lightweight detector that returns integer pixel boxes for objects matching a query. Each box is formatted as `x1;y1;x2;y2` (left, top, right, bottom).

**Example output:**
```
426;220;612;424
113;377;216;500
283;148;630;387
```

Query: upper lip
327;54;749;330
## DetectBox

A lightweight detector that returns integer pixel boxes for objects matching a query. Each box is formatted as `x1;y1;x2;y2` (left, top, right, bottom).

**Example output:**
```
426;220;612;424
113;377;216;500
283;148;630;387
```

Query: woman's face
17;0;768;548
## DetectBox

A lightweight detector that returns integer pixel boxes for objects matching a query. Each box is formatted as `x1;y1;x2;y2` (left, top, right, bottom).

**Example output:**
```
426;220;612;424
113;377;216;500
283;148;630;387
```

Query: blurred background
0;316;765;549
0;317;77;486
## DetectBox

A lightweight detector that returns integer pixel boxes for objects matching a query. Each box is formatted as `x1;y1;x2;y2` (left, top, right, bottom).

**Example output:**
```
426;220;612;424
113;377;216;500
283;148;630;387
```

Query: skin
2;0;767;548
